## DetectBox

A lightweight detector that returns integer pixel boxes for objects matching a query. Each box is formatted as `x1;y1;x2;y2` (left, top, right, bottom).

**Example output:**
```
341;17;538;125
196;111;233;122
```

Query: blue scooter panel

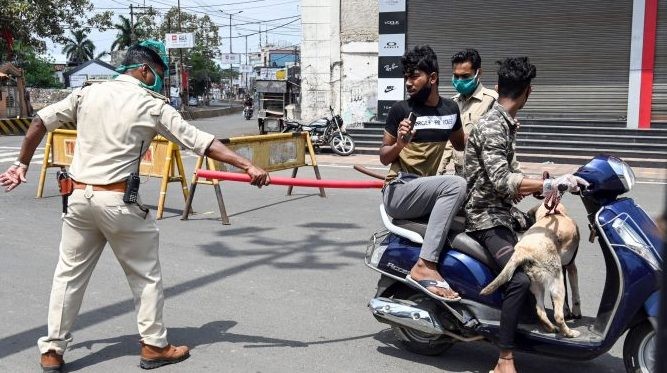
377;234;502;306
596;198;661;342
442;251;503;306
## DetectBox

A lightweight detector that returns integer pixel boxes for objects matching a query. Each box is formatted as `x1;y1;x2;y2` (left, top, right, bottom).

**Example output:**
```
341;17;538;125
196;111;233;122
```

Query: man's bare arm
449;127;465;151
19;116;48;165
379;118;413;165
205;140;270;187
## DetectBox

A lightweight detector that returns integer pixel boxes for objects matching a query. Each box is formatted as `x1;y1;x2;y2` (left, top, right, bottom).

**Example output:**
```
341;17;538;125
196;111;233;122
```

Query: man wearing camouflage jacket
464;57;587;373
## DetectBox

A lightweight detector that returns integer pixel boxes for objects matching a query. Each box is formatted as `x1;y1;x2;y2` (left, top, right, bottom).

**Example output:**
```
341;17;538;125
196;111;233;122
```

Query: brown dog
480;203;582;338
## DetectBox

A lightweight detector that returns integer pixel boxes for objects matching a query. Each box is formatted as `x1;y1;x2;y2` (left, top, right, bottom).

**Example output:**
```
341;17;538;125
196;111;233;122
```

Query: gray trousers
383;174;467;262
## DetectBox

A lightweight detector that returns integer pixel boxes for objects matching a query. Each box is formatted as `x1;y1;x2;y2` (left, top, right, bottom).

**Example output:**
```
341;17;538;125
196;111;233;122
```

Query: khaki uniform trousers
37;186;168;354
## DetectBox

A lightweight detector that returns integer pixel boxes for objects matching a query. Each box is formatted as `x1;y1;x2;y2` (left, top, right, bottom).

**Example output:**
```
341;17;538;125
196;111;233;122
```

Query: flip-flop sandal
406;275;461;302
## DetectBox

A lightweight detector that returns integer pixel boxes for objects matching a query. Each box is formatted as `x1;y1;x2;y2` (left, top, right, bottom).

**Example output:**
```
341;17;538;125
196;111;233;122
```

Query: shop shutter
406;0;633;121
652;0;667;122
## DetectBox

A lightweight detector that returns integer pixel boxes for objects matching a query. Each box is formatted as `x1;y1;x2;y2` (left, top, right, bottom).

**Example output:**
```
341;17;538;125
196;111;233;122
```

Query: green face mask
115;63;164;93
452;72;479;96
114;39;169;94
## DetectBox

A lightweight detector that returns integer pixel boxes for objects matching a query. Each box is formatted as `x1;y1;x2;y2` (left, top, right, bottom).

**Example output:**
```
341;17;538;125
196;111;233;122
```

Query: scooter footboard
441;251;502;307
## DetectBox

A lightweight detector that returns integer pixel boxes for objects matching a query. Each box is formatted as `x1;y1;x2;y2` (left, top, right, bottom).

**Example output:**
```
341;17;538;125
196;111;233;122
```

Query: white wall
300;0;339;121
340;42;378;128
300;0;378;124
67;63;117;88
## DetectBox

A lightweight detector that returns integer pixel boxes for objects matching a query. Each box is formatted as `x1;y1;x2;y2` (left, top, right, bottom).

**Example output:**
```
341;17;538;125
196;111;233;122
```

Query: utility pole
130;4;135;42
229;14;233;57
245;34;249;91
221;10;242;97
129;4;152;44
166;17;171;99
178;0;188;106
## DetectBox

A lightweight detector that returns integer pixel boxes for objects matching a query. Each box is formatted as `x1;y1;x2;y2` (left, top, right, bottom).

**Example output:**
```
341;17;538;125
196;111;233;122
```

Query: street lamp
223;10;243;55
238;32;249;91
220;10;243;97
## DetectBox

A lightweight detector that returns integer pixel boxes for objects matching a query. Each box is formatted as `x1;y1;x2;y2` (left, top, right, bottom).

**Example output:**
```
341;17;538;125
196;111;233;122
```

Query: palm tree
111;15;142;51
62;30;95;66
96;50;110;60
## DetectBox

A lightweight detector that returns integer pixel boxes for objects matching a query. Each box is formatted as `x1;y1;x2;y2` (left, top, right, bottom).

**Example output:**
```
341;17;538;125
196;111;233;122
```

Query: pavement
0;112;665;373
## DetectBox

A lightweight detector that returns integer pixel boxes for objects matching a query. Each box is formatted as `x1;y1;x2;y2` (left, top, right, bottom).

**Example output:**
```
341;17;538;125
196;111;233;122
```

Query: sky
45;0;302;64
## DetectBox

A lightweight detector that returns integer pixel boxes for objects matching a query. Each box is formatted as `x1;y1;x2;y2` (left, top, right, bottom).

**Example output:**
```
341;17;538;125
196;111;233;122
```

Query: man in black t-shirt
380;45;467;302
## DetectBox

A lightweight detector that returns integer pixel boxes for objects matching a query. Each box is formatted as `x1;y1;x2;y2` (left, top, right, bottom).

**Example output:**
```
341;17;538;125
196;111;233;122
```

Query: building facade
302;0;665;128
301;0;379;126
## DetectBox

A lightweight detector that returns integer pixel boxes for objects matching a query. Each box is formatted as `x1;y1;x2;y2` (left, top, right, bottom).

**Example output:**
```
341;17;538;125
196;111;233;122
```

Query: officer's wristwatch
12;160;28;170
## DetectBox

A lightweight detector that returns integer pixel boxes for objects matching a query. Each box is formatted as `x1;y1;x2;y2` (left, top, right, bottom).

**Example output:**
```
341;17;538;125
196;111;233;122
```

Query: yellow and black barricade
36;129;188;219
0;118;75;136
181;132;324;225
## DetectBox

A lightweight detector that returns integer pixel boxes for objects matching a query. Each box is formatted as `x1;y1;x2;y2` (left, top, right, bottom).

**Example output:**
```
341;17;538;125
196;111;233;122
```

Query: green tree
189;48;223;97
136;9;222;98
96;50;110;60
0;0;112;61
24;54;63;88
62;30;95;65
111;15;145;51
9;41;62;88
150;8;221;54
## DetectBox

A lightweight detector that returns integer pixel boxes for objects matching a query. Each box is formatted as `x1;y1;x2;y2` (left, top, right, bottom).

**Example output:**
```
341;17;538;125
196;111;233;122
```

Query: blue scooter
366;155;662;373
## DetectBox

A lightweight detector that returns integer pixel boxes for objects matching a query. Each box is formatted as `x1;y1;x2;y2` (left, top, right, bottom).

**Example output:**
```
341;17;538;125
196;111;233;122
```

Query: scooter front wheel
623;320;656;373
391;293;455;356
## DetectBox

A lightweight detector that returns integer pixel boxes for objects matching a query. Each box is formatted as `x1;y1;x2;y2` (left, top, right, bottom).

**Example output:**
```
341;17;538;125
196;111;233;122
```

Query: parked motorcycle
283;106;355;156
243;105;253;120
366;155;661;373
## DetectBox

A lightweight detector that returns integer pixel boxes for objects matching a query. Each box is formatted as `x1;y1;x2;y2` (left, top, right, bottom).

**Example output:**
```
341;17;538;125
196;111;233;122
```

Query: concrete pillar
627;0;658;128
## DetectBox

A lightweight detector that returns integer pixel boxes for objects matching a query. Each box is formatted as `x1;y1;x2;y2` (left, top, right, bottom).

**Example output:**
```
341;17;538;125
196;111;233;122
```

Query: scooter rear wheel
391;293;455;356
623;320;656;373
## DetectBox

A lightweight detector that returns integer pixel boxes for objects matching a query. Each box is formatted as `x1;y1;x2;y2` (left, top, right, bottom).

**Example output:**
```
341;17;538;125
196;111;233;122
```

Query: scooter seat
380;205;466;243
450;233;499;272
390;215;466;238
380;205;498;272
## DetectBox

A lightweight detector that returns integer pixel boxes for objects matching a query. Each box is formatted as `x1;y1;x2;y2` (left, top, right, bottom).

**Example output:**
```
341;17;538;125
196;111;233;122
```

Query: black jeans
469;226;530;350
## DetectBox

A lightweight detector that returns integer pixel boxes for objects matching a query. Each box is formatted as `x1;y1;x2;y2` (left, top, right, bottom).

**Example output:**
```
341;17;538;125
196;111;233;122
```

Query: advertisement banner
379;0;406;13
379;12;407;34
377;78;405;101
377;100;396;121
378;34;405;57
221;53;241;64
165;33;194;49
259;68;287;80
378;56;403;78
240;64;254;73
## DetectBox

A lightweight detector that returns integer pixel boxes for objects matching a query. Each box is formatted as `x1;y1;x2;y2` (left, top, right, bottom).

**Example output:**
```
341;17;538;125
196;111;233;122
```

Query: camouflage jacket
464;102;524;232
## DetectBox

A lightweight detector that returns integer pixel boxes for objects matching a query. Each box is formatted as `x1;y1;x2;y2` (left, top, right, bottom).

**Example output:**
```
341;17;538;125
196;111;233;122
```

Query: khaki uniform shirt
438;83;497;175
37;74;215;185
464;102;524;232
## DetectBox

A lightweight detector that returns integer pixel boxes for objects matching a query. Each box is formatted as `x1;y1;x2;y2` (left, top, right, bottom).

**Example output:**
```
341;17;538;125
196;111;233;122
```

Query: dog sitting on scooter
480;202;582;338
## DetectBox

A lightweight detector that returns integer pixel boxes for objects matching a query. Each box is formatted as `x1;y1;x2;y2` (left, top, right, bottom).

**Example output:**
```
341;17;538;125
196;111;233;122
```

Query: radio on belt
123;141;143;204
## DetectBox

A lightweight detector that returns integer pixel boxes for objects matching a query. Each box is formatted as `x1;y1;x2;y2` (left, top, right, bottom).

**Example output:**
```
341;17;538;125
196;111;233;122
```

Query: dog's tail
480;252;531;295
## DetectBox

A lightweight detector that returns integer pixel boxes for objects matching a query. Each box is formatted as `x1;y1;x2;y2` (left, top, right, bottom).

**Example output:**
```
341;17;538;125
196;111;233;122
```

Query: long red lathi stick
196;170;384;189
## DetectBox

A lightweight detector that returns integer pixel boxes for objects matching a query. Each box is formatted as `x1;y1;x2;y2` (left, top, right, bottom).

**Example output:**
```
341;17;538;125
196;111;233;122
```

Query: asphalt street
0;112;665;372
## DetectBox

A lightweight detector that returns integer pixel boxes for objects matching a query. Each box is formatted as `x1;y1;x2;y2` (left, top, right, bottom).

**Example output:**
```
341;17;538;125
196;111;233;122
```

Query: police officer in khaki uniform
0;41;269;372
437;49;498;176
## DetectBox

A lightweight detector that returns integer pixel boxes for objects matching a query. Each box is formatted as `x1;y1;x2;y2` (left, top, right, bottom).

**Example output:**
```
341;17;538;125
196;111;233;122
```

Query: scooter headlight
608;156;636;193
